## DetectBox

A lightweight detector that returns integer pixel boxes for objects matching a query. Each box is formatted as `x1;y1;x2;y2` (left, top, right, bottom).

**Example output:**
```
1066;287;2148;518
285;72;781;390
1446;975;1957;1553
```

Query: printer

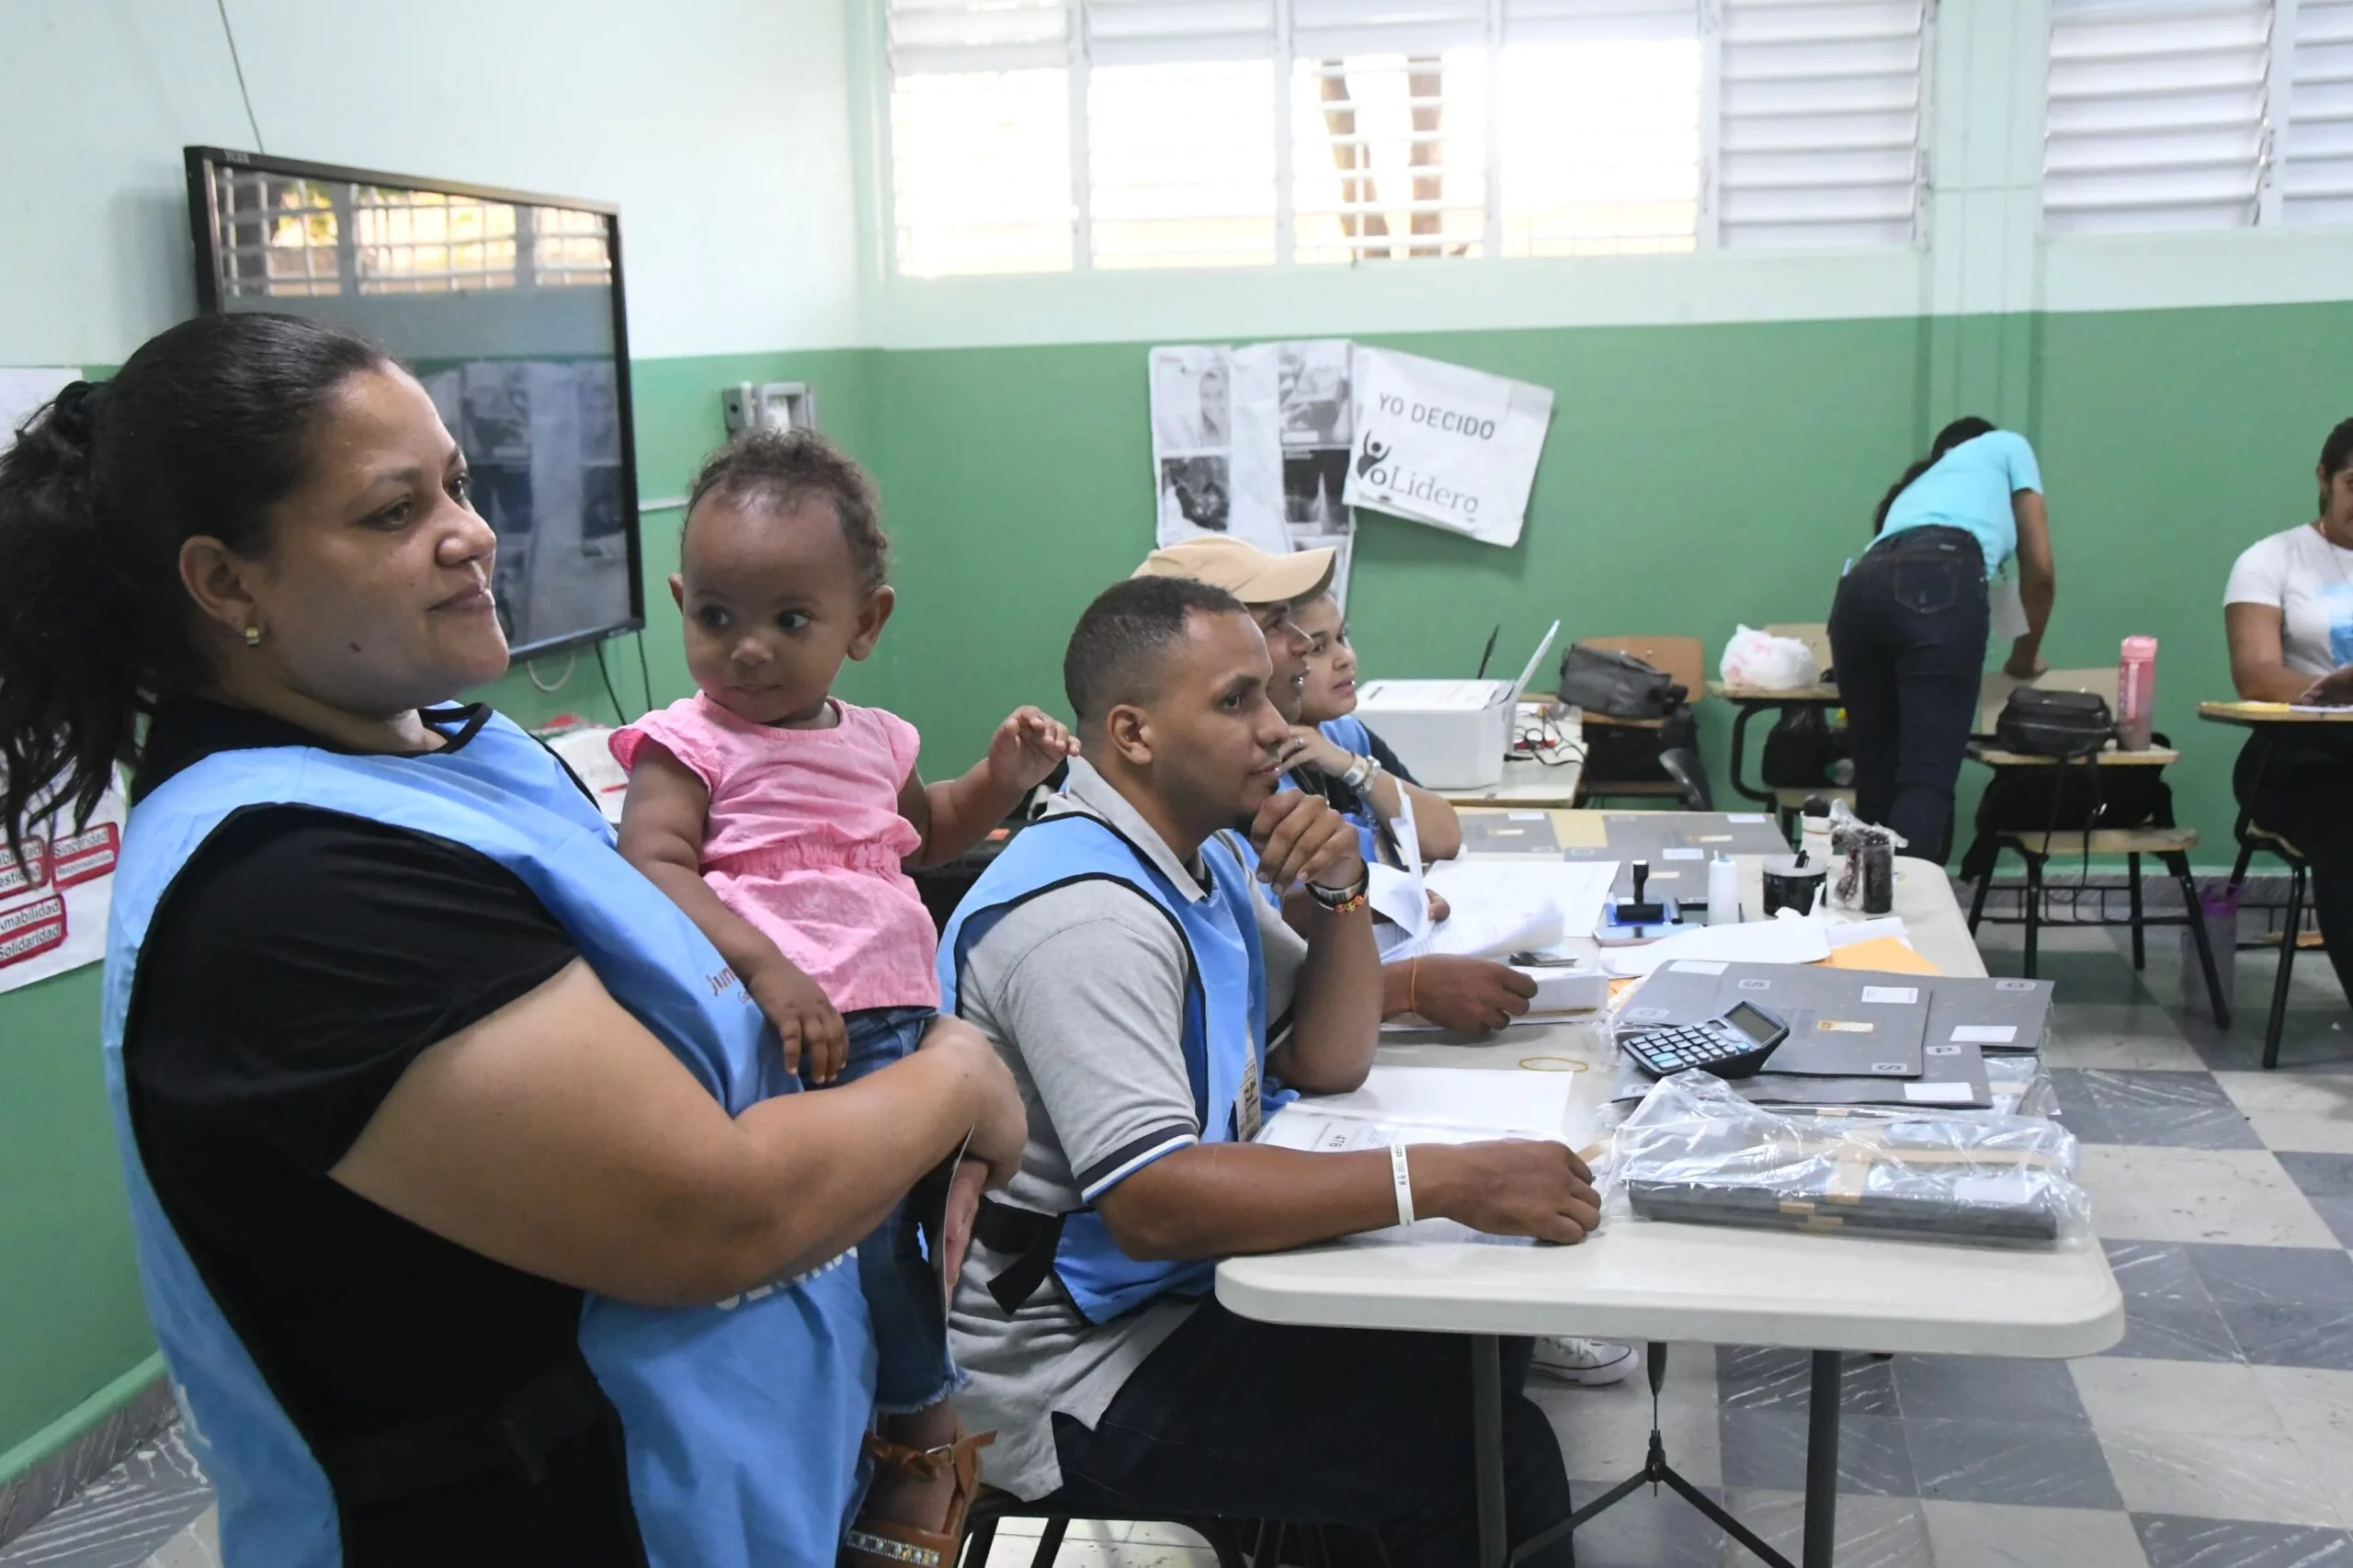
1352;622;1558;790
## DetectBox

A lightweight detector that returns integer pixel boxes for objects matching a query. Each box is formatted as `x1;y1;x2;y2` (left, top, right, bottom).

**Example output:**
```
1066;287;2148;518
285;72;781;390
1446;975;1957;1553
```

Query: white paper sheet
1256;1067;1582;1244
1276;1065;1578;1138
1990;571;2029;640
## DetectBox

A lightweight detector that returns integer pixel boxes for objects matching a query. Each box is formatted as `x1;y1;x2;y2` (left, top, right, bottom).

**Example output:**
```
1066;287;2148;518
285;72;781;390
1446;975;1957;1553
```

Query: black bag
1558;644;1681;720
1760;705;1848;790
1993;687;2114;758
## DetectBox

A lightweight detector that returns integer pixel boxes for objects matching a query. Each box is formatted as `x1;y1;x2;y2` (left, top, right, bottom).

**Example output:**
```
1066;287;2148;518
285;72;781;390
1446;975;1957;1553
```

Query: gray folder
1919;976;2054;1055
1618;961;1930;1079
1458;812;1563;856
1611;1039;1993;1110
1564;813;1790;899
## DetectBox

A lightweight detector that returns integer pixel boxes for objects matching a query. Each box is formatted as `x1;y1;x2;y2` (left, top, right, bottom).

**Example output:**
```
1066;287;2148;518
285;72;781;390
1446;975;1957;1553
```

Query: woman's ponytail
0;313;390;860
1872;415;1999;535
0;383;142;861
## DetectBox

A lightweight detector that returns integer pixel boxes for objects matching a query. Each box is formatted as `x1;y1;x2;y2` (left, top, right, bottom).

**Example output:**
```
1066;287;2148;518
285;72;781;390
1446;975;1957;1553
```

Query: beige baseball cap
1131;537;1336;606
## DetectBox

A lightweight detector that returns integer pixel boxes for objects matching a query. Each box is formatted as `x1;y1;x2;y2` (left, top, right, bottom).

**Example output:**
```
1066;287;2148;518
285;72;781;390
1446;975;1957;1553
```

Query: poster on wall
0;777;127;995
1147;345;1288;556
1343;347;1553;549
1;367;82;441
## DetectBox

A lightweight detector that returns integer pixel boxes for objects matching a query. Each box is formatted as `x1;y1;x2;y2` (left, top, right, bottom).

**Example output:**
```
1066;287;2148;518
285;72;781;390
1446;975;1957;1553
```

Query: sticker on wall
0;769;127;996
1343;347;1554;549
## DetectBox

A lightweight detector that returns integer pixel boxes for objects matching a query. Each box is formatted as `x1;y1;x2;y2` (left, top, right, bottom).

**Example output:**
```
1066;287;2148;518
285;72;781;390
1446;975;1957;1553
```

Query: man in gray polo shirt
943;576;1596;1565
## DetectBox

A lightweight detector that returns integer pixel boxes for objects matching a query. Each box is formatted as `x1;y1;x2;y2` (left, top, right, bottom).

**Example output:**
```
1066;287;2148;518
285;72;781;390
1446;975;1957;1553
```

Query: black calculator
1618;1000;1790;1080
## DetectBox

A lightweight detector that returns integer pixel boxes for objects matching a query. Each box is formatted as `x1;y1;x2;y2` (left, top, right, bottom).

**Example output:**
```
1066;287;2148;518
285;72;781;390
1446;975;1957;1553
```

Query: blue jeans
832;1006;961;1414
1827;525;1991;865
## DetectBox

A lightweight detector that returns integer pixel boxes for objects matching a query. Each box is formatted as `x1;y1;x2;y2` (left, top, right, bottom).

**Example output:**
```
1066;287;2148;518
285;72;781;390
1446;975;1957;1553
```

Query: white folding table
1217;851;2122;1568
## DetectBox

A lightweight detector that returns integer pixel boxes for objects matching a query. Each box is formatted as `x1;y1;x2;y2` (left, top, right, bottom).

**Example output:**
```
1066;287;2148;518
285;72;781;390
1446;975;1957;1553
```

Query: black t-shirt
125;700;644;1564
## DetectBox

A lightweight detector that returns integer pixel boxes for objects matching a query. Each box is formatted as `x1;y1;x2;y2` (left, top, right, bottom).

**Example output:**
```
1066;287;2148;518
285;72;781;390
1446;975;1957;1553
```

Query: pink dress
610;693;939;1014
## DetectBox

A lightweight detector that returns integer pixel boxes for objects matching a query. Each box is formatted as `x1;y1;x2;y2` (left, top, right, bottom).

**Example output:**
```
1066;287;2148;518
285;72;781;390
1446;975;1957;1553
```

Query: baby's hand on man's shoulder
987;705;1080;790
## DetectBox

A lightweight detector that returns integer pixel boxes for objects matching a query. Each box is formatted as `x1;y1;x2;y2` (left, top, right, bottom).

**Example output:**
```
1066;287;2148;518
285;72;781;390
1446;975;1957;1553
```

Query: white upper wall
0;0;862;368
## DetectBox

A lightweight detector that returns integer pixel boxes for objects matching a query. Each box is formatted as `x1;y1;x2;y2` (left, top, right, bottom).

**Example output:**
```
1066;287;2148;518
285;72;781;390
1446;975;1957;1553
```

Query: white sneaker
1529;1336;1640;1387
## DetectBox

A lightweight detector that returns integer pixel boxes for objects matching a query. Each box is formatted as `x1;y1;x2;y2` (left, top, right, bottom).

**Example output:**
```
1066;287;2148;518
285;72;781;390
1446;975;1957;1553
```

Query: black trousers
2236;730;2353;1009
1041;1299;1574;1568
1827;527;1991;864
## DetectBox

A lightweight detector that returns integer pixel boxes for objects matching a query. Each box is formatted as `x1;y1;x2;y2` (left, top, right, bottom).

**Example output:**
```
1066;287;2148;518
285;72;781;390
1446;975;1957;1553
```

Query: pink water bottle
2119;636;2158;750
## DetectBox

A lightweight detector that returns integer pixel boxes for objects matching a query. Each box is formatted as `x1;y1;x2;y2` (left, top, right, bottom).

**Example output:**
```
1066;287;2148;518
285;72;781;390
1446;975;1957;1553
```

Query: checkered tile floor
10;920;2350;1568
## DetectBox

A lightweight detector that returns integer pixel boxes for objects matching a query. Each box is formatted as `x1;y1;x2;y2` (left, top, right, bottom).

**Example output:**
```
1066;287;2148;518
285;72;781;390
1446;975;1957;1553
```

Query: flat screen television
186;147;642;657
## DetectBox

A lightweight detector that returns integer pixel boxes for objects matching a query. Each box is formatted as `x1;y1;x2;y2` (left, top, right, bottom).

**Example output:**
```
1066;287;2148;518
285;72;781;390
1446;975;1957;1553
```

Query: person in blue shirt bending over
1827;416;2057;862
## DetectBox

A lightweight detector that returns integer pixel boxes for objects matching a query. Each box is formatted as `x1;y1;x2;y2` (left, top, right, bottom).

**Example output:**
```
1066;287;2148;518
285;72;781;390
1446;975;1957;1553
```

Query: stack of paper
1256;1067;1586;1245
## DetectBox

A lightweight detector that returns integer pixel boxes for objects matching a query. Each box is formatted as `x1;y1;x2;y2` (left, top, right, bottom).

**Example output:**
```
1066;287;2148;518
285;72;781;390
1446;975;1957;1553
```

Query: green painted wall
9;296;2346;1477
861;302;2345;857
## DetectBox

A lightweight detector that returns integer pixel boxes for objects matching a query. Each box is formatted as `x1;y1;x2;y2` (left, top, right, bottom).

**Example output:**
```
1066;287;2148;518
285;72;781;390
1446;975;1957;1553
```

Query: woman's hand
2299;664;2353;706
917;1017;1027;1187
746;957;848;1084
1281;725;1356;778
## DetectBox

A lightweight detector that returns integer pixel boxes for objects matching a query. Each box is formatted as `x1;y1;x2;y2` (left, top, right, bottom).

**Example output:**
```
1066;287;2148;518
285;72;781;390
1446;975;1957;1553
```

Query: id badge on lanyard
1236;1052;1263;1142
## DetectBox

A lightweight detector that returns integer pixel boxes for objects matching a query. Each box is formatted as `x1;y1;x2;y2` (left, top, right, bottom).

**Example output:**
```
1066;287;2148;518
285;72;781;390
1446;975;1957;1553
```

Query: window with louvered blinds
1500;0;1704;256
1718;0;1929;248
881;0;1934;273
2281;0;2353;222
2042;0;2274;234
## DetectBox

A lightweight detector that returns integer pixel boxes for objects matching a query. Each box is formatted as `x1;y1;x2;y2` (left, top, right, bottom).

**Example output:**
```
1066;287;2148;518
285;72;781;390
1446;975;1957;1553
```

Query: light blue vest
938;811;1267;1322
99;710;875;1567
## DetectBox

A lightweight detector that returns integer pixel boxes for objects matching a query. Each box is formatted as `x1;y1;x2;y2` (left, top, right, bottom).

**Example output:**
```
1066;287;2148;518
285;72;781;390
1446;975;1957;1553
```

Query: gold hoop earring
243;625;262;647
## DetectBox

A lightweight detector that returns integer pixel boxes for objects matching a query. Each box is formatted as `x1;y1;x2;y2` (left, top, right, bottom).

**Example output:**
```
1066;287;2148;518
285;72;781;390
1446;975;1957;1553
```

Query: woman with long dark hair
0;312;1024;1567
2222;416;2353;1008
1825;416;2055;861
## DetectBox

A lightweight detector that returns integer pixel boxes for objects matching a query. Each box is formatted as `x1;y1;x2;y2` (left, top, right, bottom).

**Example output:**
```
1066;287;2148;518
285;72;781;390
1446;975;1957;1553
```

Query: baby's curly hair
683;427;889;591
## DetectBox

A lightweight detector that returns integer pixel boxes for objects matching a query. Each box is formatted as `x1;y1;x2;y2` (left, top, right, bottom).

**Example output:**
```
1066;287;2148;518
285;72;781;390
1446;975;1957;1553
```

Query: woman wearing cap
0;312;1026;1567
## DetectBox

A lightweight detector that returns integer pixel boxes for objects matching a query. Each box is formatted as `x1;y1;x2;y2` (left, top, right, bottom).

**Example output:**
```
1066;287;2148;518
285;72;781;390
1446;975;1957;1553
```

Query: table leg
1802;1351;1842;1568
1727;701;1775;807
1473;1334;1506;1568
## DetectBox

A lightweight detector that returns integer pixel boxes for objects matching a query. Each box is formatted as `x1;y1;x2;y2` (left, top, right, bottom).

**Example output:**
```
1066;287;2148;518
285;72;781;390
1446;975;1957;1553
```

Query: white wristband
1391;1142;1416;1228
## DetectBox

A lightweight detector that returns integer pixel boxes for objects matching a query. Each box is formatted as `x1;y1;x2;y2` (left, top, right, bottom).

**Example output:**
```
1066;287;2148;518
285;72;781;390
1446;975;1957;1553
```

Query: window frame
879;0;1935;277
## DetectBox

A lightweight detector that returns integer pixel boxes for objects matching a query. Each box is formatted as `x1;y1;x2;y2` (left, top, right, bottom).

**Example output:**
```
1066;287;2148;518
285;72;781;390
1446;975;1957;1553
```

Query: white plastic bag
1718;626;1815;691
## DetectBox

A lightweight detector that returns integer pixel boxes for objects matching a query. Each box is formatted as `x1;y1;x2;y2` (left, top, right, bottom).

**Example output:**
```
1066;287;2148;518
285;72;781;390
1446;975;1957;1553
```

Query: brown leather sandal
841;1426;995;1568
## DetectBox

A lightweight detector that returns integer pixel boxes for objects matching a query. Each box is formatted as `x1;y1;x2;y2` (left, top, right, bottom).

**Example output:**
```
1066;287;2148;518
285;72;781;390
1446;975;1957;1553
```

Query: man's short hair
1064;576;1249;727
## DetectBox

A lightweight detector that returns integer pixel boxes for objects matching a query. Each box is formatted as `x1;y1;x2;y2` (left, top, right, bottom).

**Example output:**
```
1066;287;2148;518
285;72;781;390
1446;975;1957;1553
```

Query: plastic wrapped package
1607;1071;2090;1248
1984;1053;2057;1120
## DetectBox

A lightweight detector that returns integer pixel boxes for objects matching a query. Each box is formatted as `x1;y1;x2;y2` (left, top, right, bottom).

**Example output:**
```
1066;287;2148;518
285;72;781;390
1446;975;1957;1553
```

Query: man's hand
1414;1140;1601;1244
747;959;847;1083
2299;664;2353;706
1397;955;1535;1033
1249;789;1364;894
986;706;1080;793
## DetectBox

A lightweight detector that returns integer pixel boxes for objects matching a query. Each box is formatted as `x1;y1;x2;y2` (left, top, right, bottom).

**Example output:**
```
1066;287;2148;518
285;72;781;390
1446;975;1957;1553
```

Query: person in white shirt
2222;416;2353;1008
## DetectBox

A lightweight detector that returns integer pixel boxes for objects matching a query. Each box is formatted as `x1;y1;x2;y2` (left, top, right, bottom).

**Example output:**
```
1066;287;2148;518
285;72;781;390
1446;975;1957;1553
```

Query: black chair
2227;814;2322;1070
1656;747;1713;812
1962;824;2230;1028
